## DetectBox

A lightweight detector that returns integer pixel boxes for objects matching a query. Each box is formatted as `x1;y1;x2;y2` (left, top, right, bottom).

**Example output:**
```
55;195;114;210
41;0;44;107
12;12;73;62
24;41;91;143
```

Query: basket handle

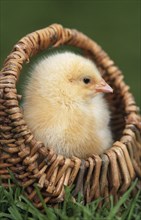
0;23;104;84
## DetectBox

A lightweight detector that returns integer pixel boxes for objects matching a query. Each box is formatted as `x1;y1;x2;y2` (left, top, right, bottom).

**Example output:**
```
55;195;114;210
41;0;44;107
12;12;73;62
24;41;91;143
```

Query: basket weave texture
0;24;141;208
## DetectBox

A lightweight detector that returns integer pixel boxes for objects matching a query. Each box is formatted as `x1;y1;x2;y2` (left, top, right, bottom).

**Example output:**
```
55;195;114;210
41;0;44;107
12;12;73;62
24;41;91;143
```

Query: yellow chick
23;52;113;159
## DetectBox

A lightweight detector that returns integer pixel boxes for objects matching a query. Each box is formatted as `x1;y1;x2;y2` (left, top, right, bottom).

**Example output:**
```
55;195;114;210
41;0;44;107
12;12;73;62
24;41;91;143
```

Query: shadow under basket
0;24;141;209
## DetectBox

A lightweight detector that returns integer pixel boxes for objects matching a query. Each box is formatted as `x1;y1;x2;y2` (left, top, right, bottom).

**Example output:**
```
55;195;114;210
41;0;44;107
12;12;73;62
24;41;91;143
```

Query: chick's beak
95;79;113;93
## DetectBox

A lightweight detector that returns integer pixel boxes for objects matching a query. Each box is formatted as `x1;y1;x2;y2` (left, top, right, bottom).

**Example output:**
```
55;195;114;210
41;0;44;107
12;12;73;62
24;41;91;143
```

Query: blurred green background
0;0;140;108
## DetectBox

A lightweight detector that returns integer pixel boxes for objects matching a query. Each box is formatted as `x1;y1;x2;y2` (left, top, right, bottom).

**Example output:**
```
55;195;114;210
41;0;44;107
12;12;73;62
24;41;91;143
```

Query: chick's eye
83;78;91;84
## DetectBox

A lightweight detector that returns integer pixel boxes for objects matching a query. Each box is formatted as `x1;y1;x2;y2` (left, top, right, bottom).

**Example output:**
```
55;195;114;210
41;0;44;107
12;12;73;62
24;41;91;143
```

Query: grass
0;180;141;220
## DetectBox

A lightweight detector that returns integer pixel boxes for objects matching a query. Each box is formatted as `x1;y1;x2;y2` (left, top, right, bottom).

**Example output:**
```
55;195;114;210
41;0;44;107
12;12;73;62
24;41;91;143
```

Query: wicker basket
0;24;141;208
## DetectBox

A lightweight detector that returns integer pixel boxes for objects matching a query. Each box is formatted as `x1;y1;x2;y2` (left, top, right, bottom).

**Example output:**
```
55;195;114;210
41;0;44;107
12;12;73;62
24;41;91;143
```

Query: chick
23;52;113;159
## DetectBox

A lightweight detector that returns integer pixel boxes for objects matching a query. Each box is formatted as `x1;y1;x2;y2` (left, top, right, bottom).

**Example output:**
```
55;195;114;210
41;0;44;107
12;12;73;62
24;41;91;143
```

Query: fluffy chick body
23;52;113;158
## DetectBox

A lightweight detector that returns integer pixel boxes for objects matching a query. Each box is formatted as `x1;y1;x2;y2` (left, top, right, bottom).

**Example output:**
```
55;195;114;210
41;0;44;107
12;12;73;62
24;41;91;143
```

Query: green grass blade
127;190;140;220
0;212;12;219
107;180;138;220
34;184;57;220
8;205;23;220
20;195;43;217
